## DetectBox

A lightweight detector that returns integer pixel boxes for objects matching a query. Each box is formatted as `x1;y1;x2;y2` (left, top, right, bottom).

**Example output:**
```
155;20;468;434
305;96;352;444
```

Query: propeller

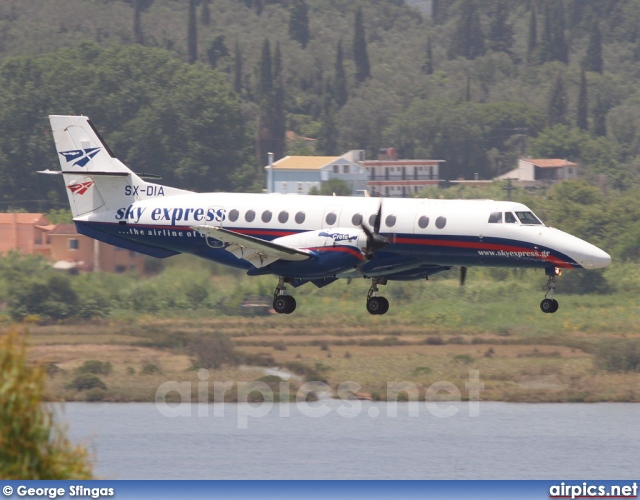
361;203;389;260
460;266;468;286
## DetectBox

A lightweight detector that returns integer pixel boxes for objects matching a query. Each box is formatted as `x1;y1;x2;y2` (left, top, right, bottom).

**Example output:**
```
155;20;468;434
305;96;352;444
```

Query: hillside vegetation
1;1;640;204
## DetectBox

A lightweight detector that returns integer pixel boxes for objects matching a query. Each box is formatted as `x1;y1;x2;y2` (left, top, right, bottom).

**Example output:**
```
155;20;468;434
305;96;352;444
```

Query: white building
265;152;368;195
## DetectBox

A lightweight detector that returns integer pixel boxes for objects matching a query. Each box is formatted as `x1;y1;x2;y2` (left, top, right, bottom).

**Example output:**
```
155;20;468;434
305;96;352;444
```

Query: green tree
584;19;603;74
527;5;538;63
131;0;153;45
576;68;588;131
201;0;211;26
206;35;228;69
353;7;371;83
0;331;93;479
547;72;568;127
422;35;434;75
592;93;607;137
334;39;348;107
187;0;198;64
233;39;243;95
487;0;514;56
311;178;351;196
288;0;310;49
549;0;569;64
447;1;485;60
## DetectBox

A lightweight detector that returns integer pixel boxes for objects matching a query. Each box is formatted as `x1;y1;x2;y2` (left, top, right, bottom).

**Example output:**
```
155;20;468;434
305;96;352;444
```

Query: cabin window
385;214;397;227
515;211;542;225
325;212;337;225
68;239;79;250
418;216;429;229
352;213;363;226
295;211;305;224
245;210;255;222
488;212;502;223
369;213;378;226
228;209;239;222
278;211;289;223
261;210;272;223
435;216;447;229
505;212;517;223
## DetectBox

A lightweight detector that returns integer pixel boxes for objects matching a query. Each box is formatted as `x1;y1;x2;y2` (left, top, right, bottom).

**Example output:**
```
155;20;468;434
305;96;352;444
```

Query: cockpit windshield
488;211;544;225
515;211;543;225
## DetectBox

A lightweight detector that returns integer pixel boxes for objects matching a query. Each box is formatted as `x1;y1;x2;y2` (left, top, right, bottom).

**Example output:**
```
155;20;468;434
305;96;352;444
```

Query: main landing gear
366;277;389;315
273;277;296;314
540;268;560;314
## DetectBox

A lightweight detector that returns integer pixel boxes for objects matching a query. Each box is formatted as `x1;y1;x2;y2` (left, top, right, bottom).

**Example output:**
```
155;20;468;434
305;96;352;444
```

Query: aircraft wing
191;225;311;268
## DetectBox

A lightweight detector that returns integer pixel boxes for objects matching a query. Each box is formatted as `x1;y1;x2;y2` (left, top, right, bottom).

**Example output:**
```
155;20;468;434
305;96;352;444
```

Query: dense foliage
0;330;93;478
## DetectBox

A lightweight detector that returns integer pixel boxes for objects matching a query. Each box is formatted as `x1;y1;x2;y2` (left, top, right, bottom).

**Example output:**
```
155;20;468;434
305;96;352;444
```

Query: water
59;401;640;480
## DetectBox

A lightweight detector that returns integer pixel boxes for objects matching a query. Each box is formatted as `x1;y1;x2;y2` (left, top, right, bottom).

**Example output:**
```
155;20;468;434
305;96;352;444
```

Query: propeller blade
373;204;382;234
460;266;467;286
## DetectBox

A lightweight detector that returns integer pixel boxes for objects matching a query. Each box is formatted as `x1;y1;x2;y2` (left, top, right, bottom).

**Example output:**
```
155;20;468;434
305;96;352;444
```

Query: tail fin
49;115;189;218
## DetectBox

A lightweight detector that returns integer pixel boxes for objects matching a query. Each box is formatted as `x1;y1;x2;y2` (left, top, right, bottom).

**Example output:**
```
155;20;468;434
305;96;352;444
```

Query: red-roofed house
496;158;579;185
0;213;53;256
0;213;145;273
48;224;146;273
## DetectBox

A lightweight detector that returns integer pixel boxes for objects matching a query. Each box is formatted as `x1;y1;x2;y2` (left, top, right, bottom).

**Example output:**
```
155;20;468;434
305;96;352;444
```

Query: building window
281;182;287;193
115;265;127;273
343;165;350;174
68;239;79;250
333;164;339;173
297;182;303;193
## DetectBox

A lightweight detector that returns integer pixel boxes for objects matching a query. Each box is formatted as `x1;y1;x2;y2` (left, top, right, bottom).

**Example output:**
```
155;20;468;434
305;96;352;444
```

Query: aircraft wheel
540;298;557;314
367;297;386;315
377;297;389;315
274;295;296;314
284;295;296;314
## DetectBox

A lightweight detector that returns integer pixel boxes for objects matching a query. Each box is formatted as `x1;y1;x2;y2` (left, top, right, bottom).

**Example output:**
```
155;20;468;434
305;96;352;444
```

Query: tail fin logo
67;181;94;195
59;148;101;167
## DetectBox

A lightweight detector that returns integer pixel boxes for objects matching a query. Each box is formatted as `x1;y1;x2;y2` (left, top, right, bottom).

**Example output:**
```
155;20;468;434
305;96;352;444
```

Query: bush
453;354;474;365
67;374;107;392
0;330;93;478
594;339;640;372
190;333;238;369
425;336;445;345
141;363;160;374
76;360;112;376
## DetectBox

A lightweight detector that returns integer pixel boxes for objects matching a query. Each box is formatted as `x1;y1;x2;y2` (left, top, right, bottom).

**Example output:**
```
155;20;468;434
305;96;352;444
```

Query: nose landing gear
273;277;296;314
366;277;389;315
540;268;560;313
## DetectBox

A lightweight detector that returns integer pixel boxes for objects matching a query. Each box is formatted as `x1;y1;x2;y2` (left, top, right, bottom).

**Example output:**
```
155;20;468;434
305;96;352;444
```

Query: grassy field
6;266;640;404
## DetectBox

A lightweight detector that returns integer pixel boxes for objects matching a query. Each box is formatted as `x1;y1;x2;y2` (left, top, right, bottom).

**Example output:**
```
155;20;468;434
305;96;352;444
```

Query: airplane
41;115;612;315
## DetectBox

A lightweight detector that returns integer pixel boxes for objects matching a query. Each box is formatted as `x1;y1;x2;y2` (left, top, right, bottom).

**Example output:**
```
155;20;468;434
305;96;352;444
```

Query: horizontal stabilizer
191;225;310;268
38;169;129;177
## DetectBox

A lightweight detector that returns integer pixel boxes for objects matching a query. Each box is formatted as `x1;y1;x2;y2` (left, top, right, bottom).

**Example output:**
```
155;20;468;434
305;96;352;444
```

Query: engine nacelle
273;227;367;255
254;228;367;278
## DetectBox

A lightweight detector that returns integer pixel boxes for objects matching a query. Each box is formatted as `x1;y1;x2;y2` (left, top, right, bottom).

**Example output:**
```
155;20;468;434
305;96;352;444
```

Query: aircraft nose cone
589;247;611;269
